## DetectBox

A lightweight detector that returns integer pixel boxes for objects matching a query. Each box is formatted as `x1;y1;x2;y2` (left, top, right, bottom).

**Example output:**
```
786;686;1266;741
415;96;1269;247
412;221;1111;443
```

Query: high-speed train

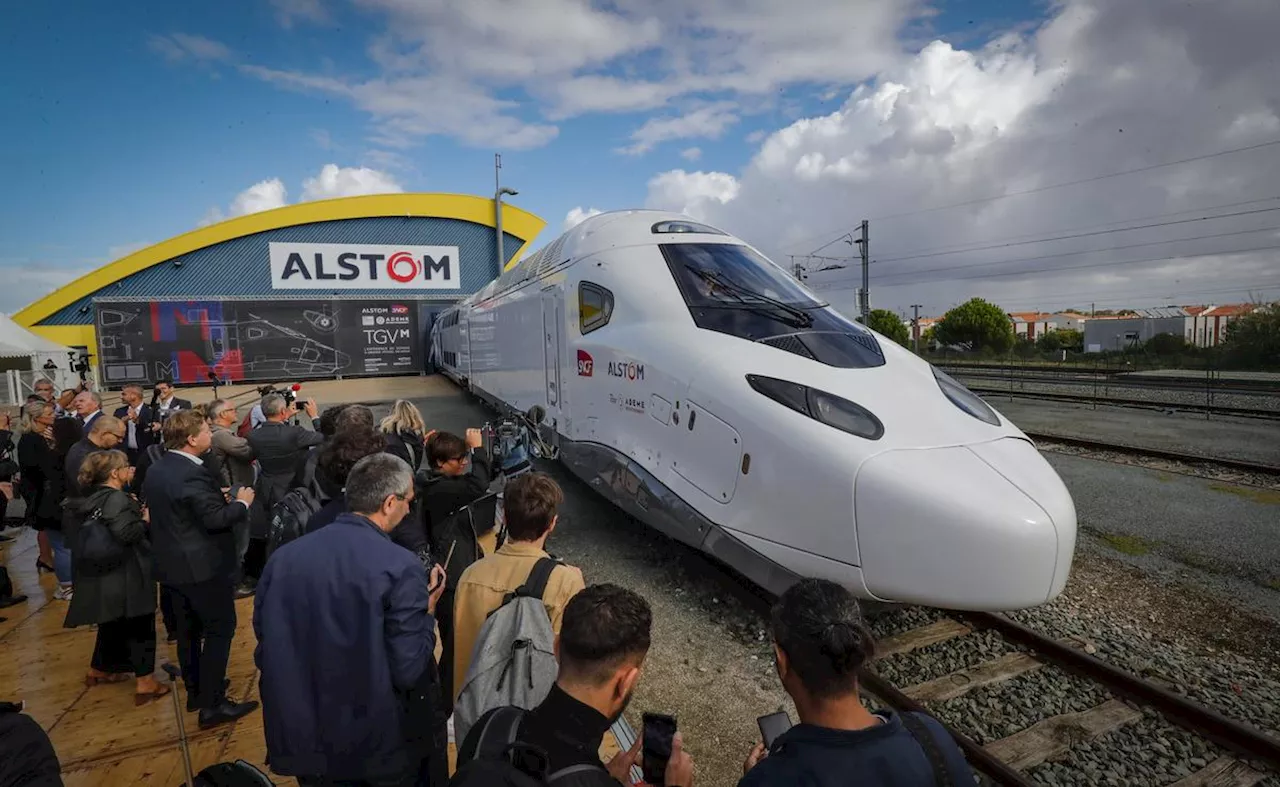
430;210;1076;610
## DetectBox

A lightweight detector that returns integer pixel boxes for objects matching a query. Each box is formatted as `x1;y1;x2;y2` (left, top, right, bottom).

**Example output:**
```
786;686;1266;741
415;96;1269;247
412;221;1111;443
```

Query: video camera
257;383;304;408
66;350;92;382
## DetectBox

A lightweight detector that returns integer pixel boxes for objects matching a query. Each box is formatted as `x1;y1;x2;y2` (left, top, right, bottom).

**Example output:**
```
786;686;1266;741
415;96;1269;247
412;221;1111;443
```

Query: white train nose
854;437;1076;611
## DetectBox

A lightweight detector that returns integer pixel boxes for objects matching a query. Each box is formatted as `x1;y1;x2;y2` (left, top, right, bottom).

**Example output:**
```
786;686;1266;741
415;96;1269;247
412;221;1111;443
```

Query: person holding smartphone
739;579;973;786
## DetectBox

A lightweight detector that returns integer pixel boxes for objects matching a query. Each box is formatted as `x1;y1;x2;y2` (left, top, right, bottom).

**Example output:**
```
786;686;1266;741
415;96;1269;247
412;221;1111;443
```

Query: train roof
474;210;743;302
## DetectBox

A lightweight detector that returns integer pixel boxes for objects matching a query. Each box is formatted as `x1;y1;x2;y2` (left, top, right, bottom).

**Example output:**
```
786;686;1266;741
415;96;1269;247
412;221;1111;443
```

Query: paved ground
1046;453;1280;620
993;398;1280;465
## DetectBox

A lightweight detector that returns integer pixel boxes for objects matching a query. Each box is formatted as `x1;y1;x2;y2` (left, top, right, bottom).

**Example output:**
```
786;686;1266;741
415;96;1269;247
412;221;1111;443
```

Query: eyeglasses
393;491;415;504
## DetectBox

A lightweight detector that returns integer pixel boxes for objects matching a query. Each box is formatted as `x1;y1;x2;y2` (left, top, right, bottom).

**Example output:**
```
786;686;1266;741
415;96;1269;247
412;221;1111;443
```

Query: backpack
452;557;563;747
191;760;275;786
263;450;325;561
448;706;616;787
236;412;254;438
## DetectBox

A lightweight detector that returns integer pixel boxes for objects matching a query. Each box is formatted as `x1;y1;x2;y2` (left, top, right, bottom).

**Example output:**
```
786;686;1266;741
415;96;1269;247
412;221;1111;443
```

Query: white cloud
271;0;329;28
310;129;334;150
564;207;604;231
167;0;922;152
618;103;739;156
200;164;401;227
0;266;97;315
647;0;1280;315
645;170;740;220
148;33;232;63
300;164;403;201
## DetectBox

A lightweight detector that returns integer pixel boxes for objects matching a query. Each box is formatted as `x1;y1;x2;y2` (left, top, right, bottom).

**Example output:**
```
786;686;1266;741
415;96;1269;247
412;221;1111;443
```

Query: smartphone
758;711;792;748
642;712;677;786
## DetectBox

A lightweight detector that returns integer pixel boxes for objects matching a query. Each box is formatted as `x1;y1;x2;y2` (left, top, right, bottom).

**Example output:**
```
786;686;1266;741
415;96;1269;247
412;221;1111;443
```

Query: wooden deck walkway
0;527;622;784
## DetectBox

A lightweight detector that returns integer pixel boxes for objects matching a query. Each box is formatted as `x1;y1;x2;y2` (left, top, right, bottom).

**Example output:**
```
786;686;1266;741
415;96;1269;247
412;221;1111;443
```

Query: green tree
1036;332;1062;352
935;298;1015;353
1145;332;1191;356
1224;304;1280;368
921;325;937;349
867;309;910;347
1056;328;1084;351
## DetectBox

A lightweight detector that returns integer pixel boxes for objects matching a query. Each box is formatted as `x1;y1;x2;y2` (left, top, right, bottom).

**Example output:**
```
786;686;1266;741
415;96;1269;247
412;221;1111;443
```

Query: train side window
580;281;614;334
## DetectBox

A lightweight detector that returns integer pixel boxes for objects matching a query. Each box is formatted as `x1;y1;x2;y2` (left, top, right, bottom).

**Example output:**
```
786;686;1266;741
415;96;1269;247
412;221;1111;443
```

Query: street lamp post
494;153;518;272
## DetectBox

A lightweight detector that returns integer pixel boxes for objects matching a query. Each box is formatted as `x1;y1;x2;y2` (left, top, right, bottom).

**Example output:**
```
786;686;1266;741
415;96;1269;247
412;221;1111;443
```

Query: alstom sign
269;242;461;290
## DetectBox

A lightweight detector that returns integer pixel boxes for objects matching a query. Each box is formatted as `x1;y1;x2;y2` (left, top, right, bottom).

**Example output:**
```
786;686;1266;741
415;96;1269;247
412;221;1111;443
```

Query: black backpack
448;706;616;787
264;450;325;561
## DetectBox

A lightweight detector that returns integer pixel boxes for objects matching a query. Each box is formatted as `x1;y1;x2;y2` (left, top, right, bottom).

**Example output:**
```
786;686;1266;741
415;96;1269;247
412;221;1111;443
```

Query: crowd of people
0;377;974;787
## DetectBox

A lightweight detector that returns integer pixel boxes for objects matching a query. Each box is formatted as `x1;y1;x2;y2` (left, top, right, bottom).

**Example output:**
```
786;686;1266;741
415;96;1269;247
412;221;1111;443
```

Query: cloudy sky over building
4;0;1278;318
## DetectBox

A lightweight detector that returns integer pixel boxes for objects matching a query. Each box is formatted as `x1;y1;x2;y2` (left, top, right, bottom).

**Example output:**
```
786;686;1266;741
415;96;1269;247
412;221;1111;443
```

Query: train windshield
661;243;827;310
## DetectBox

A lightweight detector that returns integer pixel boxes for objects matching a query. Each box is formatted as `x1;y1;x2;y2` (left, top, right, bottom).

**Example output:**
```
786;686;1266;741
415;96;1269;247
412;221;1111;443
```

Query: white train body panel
431;210;1077;610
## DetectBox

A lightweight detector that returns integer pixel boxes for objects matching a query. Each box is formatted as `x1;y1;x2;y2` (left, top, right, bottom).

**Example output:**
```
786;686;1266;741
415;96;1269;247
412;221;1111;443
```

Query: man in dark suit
113;384;154;467
145;410;258;730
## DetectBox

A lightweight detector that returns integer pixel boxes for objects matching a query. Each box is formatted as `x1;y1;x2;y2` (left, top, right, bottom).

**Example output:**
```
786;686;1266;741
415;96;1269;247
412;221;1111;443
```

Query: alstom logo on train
269;242;461;290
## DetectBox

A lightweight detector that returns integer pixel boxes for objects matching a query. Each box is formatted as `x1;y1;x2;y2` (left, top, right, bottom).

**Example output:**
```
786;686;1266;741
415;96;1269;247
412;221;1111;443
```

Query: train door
541;287;563;436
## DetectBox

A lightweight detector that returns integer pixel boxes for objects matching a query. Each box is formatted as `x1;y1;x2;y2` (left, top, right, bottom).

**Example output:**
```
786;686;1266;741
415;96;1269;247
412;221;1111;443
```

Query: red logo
577;350;594;377
391;305;409;314
386;251;419;283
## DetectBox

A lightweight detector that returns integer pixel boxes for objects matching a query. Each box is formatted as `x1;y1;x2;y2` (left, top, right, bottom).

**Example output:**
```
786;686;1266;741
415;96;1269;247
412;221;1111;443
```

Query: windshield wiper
687;266;814;328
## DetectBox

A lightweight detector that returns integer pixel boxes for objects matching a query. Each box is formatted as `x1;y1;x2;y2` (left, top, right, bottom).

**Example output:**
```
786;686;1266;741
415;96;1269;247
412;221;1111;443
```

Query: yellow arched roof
14;193;545;348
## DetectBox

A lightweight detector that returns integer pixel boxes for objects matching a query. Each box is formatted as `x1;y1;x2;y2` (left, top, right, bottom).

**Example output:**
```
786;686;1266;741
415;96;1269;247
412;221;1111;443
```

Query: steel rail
968;387;1280;419
1024;431;1280;476
963;612;1280;771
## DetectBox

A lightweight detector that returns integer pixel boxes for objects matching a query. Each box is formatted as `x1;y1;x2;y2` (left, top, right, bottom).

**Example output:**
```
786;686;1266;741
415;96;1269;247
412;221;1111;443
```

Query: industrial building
12;194;545;387
1082;304;1258;352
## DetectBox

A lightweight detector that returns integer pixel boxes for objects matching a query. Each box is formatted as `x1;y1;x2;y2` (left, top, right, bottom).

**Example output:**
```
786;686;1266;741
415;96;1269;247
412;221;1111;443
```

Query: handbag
75;508;129;574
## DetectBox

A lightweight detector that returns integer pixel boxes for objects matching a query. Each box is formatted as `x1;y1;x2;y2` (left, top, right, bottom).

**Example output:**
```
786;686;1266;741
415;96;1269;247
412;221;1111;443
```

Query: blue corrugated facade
38;216;524;326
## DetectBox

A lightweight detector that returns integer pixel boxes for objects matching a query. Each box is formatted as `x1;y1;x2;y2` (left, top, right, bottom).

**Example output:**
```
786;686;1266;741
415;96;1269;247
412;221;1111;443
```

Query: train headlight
932;367;1000;426
746;374;884;440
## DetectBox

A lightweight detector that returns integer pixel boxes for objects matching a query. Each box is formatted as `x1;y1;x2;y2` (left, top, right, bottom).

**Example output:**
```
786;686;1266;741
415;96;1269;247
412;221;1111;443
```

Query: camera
257;383;303;408
66;350;91;381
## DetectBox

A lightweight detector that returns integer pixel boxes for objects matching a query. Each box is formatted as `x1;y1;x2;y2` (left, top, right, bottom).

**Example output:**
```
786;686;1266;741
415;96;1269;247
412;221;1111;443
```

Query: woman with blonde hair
380;399;428;471
63;450;168;703
16;400;59;576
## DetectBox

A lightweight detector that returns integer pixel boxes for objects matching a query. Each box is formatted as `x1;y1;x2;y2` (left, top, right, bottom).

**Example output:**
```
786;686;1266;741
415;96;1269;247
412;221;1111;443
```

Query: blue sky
4;0;1277;318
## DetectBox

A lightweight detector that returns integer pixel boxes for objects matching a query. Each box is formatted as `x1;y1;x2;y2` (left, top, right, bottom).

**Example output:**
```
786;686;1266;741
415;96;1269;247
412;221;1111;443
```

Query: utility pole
911;304;923;354
857;220;870;324
494;153;518;272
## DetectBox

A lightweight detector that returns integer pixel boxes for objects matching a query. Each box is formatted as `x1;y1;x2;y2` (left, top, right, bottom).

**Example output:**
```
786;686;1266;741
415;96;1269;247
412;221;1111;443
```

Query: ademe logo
577;349;594;377
269;242;462;291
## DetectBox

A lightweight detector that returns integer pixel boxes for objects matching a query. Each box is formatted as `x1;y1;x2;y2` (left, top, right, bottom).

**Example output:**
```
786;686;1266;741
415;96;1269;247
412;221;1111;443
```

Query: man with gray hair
72;390;104;436
113;384;154;466
254;453;447;786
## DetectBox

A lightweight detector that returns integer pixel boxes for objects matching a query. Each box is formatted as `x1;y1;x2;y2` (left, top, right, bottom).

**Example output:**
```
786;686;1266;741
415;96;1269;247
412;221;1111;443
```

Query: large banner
95;298;424;386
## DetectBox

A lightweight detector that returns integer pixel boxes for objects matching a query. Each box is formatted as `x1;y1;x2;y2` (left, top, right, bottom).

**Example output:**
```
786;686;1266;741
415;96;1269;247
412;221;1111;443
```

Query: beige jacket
450;540;585;701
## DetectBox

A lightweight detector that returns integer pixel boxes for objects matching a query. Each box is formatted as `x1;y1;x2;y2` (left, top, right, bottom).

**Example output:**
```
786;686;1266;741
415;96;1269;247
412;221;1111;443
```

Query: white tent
0;313;73;361
0;314;79;404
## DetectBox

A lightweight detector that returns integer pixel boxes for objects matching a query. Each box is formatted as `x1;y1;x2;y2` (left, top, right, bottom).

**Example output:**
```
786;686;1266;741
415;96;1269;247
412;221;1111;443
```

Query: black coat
17;432;61;528
62;438;104;537
420;449;493;549
63;486;156;627
144;451;249;587
248;422;324;504
385;429;425;472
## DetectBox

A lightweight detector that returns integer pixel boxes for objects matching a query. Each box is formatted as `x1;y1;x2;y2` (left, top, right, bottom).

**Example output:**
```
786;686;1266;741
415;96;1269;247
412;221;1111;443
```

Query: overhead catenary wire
857;225;1280;286
845;195;1280;262
779;137;1280;253
870;206;1280;265
811;240;1280;291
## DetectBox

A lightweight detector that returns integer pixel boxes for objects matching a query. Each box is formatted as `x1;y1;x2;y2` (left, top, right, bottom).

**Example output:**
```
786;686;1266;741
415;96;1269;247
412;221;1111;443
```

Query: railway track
688;549;1280;787
1023;431;1280;482
941;368;1280;397
967;386;1280;420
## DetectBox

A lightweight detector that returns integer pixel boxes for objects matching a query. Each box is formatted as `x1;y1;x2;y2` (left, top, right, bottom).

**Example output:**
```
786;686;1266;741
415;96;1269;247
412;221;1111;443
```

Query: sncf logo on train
269;242;462;290
608;361;644;381
577;350;594;377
